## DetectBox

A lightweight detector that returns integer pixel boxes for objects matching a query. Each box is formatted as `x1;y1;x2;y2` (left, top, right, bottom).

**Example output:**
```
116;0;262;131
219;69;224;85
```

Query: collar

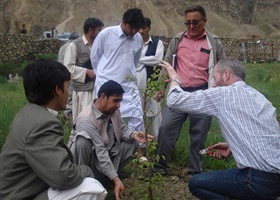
144;36;152;45
92;99;107;119
47;108;58;116
231;81;246;86
117;24;127;38
185;30;207;40
82;34;90;45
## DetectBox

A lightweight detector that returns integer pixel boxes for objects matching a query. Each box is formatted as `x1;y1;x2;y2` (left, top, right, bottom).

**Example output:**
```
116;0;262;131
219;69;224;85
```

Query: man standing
90;8;145;133
0;59;107;200
20;24;27;34
57;32;80;64
137;17;164;139
153;5;226;175
51;26;58;38
64;18;104;122
57;31;80;122
159;58;280;200
68;80;153;200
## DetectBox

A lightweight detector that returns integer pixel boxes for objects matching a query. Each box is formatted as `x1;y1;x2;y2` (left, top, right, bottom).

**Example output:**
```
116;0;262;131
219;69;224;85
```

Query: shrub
0;53;57;82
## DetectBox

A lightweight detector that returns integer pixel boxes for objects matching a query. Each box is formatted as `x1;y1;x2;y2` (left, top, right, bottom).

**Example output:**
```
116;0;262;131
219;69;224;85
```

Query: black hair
97;80;125;98
184;5;206;18
122;8;145;29
143;17;151;28
83;18;104;33
23;59;71;105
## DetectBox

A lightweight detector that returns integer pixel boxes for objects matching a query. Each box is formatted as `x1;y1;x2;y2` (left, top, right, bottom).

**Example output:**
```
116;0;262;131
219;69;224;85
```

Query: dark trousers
156;84;212;173
189;168;280;199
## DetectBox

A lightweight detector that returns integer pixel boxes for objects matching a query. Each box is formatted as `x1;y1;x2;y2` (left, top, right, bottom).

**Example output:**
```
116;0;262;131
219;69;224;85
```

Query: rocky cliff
0;0;280;38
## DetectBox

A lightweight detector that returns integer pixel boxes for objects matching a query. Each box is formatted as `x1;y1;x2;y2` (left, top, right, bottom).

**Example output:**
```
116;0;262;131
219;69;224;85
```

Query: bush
0;53;57;82
36;53;57;60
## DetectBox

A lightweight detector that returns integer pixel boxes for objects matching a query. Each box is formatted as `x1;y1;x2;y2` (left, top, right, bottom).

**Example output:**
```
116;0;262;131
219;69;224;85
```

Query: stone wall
0;34;63;63
154;36;280;62
219;38;280;62
0;34;280;64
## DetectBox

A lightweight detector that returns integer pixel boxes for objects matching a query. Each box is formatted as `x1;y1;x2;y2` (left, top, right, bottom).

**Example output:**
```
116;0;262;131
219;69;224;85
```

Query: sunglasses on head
184;19;204;26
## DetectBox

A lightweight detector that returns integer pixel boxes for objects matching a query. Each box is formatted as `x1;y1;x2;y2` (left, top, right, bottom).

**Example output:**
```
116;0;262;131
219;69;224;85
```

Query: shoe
151;166;167;176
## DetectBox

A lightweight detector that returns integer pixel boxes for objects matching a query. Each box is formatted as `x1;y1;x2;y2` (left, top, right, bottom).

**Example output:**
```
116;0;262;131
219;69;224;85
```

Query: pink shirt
176;31;210;88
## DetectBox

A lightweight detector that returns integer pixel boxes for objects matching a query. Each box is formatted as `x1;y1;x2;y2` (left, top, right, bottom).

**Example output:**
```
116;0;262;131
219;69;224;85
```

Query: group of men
1;5;280;200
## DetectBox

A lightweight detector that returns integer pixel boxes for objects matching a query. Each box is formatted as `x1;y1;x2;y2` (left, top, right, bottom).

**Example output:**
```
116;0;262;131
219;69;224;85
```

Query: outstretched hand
133;131;154;144
158;61;178;80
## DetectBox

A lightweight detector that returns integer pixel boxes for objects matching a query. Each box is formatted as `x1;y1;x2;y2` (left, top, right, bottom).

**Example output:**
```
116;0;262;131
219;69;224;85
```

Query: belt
247;168;280;180
181;83;208;92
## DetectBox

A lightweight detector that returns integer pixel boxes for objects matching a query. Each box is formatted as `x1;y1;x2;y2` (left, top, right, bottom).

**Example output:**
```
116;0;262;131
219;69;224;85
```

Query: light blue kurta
90;25;143;121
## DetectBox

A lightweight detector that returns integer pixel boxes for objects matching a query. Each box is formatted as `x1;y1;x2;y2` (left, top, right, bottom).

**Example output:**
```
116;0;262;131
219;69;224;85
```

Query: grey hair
215;58;246;81
69;32;80;40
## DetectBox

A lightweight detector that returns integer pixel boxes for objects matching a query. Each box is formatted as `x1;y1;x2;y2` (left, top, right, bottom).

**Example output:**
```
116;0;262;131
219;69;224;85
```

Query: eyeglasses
184;19;204;26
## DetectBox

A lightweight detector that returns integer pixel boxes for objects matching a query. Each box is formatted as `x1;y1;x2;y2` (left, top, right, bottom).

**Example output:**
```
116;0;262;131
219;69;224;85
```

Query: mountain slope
1;0;280;38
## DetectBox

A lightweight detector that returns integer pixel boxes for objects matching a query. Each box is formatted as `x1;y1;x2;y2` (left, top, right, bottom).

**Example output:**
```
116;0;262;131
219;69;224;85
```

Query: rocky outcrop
0;0;280;38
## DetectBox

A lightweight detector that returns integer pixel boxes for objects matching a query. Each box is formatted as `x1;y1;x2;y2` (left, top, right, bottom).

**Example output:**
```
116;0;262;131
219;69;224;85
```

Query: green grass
1;62;280;172
0;83;26;149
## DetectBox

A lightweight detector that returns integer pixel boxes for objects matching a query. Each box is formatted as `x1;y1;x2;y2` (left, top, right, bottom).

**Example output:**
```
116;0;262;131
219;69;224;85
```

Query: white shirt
136;37;164;117
90;25;143;118
167;81;280;173
136;37;164;73
57;41;71;64
47;108;58;116
64;35;91;83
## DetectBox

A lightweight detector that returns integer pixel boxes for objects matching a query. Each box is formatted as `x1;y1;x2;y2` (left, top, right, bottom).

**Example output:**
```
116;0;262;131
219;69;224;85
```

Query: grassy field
0;62;280;171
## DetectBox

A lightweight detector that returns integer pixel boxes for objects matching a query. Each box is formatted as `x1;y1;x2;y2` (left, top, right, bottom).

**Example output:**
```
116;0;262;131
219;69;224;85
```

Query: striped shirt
167;81;280;173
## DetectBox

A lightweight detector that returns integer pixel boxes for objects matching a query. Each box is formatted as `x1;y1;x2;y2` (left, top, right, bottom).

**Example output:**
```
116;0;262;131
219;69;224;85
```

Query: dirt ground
105;164;198;200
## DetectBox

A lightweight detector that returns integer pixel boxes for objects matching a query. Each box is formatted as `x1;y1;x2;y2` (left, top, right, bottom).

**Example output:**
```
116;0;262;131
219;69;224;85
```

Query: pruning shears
199;146;226;159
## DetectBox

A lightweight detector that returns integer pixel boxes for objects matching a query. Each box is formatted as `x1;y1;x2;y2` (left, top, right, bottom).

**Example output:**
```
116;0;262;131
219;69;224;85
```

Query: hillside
0;0;280;39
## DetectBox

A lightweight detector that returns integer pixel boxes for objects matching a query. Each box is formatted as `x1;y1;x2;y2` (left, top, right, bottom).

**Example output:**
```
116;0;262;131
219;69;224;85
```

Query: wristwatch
170;78;182;85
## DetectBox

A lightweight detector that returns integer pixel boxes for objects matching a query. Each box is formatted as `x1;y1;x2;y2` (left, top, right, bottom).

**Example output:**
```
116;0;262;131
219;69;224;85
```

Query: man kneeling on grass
0;59;107;200
159;57;280;199
68;80;154;200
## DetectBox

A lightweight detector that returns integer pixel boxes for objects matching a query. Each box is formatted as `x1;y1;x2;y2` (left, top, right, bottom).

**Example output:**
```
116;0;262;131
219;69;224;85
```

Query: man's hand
158;61;178;80
86;69;95;80
158;61;181;88
133;131;154;143
113;177;124;200
154;90;164;102
209;142;231;160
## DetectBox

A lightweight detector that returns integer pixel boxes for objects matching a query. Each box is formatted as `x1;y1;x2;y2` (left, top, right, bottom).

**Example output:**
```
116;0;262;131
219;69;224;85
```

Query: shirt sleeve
90;33;104;73
25;119;93;190
64;42;87;83
119;117;134;141
134;36;144;68
164;35;178;64
167;86;222;117
75;117;118;180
